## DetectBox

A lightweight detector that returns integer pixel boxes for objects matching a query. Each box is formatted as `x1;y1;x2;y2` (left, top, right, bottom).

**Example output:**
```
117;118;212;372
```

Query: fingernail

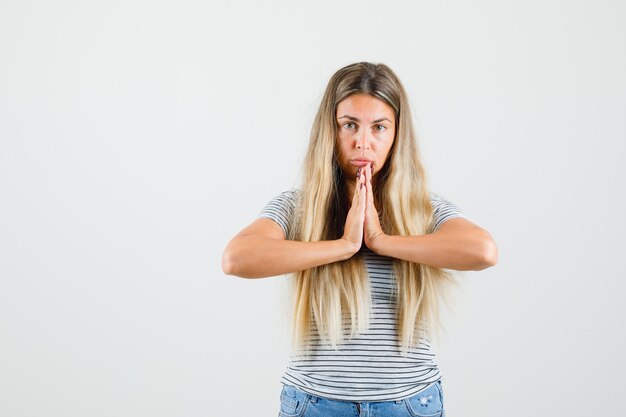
357;167;361;178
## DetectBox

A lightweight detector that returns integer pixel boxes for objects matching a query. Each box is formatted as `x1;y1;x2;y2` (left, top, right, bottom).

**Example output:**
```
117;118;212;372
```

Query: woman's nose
355;131;371;150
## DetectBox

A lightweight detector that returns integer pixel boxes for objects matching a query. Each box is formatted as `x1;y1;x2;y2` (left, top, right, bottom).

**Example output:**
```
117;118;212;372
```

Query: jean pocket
403;382;443;417
435;380;444;404
278;385;310;417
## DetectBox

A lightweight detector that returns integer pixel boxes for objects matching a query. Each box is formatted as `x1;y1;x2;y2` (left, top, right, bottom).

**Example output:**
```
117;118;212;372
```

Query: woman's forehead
336;94;395;121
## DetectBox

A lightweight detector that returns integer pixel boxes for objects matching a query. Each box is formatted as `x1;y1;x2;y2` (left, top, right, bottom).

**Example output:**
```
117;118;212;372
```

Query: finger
359;172;366;209
365;163;374;206
352;167;361;203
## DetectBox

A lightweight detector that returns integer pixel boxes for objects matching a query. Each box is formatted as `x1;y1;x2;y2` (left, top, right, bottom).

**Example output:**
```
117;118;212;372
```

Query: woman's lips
350;160;373;167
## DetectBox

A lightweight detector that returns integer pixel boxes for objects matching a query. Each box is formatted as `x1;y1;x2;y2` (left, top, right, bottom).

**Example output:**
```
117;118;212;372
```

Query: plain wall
1;0;624;416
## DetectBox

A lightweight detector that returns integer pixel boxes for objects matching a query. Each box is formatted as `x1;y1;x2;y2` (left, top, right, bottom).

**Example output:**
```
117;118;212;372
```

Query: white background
1;0;624;416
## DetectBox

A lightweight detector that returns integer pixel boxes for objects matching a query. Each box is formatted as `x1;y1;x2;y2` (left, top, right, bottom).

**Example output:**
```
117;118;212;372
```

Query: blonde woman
222;62;498;417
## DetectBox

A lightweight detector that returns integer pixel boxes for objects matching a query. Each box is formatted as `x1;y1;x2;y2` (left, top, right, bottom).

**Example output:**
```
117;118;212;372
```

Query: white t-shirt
259;189;465;402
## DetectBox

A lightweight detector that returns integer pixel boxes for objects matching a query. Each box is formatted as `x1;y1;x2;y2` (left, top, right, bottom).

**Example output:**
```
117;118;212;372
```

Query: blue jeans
277;381;445;417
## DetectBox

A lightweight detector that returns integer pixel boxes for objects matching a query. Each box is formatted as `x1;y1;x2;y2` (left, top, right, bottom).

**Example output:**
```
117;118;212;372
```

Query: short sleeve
430;192;466;232
258;189;299;238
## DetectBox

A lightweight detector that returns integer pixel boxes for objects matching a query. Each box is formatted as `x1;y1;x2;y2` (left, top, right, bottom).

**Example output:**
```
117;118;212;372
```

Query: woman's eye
375;125;386;132
343;122;356;129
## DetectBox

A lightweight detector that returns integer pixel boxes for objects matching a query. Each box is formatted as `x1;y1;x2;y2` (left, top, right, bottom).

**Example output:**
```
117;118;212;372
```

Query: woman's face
335;93;396;182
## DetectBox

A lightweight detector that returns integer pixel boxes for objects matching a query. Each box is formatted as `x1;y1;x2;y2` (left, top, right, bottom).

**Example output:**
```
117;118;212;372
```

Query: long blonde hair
287;62;456;357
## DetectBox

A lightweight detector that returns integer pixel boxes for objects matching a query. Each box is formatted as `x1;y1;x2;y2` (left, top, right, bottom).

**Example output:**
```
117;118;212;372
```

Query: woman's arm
224;172;368;279
361;163;497;271
369;217;498;271
221;218;357;279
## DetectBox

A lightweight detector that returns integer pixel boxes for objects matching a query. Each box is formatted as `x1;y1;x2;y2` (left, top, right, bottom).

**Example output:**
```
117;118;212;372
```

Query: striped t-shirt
258;189;465;402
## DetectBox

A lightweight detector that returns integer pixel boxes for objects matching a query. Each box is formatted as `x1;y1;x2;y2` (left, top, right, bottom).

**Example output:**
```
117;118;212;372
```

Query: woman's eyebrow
338;115;392;124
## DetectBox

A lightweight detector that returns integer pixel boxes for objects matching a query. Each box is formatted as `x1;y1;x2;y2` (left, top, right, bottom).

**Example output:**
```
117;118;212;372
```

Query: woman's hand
341;166;367;254
363;162;388;252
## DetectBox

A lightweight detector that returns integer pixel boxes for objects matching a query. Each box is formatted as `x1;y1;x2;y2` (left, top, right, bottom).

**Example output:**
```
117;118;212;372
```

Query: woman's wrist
337;238;360;260
367;232;390;255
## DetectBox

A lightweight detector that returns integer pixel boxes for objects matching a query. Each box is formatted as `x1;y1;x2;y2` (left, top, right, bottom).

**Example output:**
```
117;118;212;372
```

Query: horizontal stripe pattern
258;189;465;401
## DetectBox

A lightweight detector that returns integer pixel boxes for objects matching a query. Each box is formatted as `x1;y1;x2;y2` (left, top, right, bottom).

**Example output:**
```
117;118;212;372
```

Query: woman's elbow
221;244;242;277
475;236;498;270
221;251;235;275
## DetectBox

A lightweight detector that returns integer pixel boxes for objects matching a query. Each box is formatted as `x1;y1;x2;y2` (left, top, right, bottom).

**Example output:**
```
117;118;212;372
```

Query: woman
222;62;498;417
